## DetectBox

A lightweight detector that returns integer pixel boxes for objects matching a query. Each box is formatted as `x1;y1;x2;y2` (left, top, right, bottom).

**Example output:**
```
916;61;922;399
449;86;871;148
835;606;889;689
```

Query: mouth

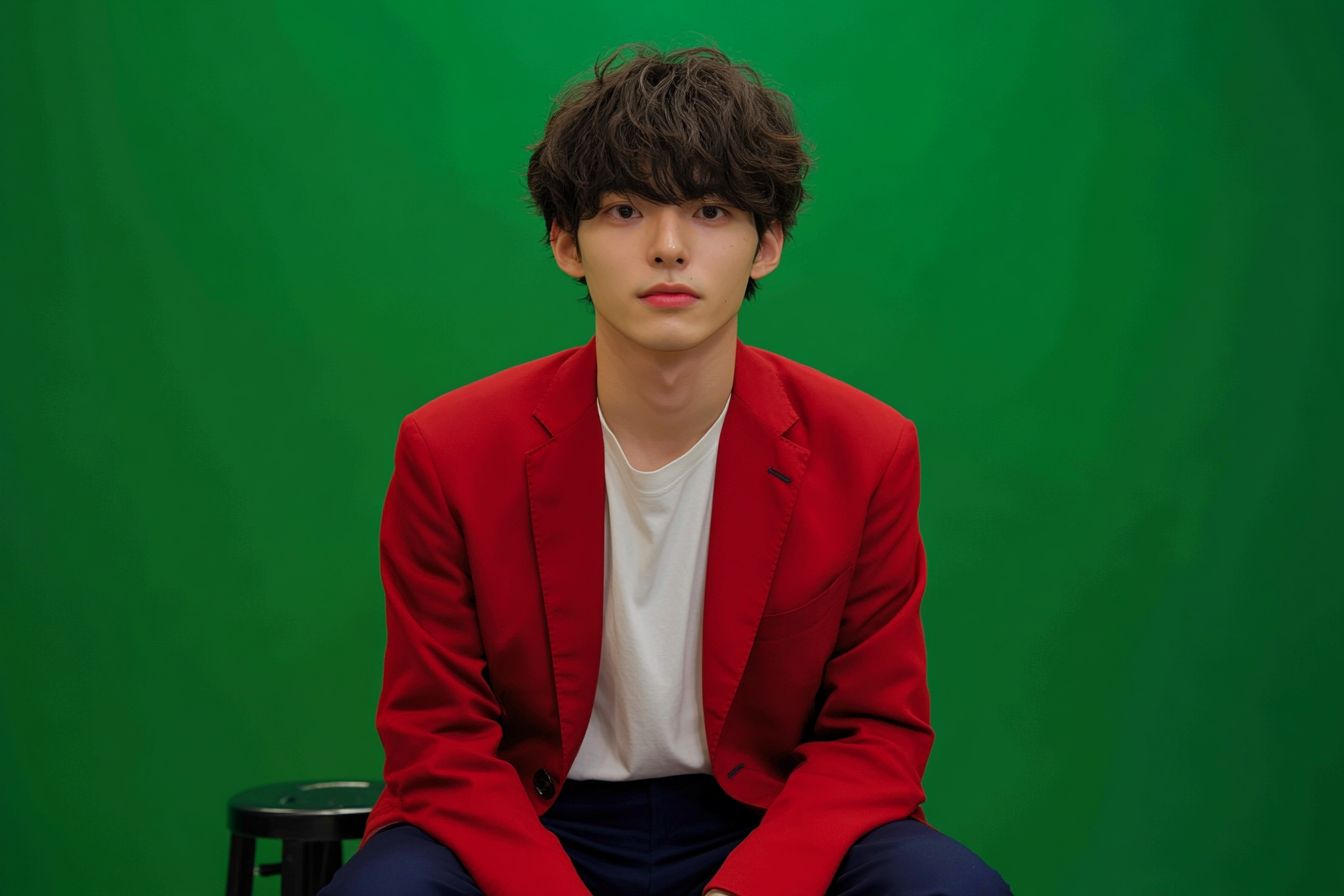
639;283;701;309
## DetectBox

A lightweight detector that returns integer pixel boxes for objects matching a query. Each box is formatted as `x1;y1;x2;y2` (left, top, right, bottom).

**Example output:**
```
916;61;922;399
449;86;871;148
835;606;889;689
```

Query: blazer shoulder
403;346;579;444
747;345;913;448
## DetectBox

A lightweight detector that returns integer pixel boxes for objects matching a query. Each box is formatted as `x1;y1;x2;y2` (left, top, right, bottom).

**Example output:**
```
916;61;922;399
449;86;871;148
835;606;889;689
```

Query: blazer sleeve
366;416;591;896
706;418;933;896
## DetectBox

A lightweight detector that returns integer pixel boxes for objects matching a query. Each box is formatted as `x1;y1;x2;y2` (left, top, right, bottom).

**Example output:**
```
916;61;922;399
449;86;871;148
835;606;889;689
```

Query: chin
598;304;737;355
628;328;713;354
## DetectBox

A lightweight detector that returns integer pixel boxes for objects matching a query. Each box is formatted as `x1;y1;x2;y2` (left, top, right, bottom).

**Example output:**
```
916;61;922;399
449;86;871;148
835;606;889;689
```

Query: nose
648;206;686;268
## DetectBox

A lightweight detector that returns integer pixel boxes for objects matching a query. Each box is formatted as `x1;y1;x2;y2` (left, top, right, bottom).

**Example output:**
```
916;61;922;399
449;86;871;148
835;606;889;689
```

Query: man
323;44;1010;896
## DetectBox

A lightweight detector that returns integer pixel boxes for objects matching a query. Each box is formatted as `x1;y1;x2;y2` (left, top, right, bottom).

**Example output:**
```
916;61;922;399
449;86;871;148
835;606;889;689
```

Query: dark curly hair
525;43;815;301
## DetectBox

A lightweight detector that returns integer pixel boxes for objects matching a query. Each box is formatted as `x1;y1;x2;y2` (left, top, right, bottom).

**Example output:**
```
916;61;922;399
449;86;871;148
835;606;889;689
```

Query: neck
594;315;737;472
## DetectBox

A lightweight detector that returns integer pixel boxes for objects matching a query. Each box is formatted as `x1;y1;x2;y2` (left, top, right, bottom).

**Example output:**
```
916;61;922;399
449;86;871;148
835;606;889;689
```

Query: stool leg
225;834;255;896
281;840;343;896
280;840;305;896
314;840;343;891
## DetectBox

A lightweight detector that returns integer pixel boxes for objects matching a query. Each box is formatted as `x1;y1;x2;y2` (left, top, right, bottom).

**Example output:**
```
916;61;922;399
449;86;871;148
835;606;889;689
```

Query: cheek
705;240;757;281
584;238;638;281
717;227;761;265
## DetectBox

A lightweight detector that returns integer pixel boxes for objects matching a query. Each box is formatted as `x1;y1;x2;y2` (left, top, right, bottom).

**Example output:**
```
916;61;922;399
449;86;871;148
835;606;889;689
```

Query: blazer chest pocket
754;564;856;643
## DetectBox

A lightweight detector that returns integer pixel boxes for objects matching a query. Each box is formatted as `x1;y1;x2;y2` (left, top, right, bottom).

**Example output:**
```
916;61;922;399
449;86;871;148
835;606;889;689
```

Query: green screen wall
2;1;1341;893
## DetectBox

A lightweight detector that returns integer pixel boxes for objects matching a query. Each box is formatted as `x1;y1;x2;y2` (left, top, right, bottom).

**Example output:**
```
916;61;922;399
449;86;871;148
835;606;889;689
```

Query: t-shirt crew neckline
595;396;732;497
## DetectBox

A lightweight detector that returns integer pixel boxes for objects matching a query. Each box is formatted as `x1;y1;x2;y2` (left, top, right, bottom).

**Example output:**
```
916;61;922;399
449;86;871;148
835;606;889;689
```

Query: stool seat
229;780;383;841
225;779;383;896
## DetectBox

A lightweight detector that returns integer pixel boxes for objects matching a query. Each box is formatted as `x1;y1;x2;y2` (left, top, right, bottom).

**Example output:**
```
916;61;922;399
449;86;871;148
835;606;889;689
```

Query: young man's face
550;192;784;354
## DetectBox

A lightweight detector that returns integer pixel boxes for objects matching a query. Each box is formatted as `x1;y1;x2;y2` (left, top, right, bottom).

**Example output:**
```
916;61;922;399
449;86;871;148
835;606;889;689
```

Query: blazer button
533;768;556;800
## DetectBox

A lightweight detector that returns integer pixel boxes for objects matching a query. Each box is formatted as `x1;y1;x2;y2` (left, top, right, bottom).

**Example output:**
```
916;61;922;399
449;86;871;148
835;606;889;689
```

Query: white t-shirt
566;397;730;781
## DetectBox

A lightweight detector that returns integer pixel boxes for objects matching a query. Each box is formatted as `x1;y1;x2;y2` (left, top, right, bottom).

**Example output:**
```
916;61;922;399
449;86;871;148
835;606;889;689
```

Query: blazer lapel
525;339;605;772
702;341;810;761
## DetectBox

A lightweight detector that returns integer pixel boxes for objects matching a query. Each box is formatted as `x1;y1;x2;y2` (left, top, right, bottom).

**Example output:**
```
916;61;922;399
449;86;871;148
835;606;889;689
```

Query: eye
612;204;637;219
699;205;727;220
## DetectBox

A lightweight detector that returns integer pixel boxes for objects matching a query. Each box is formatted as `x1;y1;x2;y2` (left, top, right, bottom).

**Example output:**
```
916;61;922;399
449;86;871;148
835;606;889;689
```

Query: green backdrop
2;1;1341;893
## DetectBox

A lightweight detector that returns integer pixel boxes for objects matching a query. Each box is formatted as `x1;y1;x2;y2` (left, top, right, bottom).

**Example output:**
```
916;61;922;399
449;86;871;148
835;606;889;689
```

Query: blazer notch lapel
524;349;604;772
701;352;810;761
532;338;598;437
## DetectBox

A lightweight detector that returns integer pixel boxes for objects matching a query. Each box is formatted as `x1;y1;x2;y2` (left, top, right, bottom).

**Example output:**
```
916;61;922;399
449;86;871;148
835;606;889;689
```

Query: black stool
226;779;383;896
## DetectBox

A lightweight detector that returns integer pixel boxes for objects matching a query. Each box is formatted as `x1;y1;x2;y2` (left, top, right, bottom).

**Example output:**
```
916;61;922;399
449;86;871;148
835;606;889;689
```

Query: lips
639;282;700;308
641;292;699;308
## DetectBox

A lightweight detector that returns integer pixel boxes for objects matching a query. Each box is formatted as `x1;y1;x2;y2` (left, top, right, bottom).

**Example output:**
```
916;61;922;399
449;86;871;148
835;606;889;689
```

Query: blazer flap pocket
754;564;856;642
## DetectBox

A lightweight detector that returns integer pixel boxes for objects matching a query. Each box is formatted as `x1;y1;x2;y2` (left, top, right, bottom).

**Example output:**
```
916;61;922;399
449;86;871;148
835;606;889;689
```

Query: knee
832;819;1012;896
318;824;481;896
928;858;1012;896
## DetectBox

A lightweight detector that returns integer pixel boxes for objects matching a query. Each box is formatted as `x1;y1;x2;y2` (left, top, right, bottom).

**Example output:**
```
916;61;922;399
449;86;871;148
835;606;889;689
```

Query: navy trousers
321;775;1011;896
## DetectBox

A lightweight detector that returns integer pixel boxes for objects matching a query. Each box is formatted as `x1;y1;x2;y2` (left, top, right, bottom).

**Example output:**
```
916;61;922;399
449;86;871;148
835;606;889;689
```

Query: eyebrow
600;192;732;208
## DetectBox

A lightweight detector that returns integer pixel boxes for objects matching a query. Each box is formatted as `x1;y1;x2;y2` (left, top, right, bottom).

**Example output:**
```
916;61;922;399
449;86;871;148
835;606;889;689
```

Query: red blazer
363;338;932;896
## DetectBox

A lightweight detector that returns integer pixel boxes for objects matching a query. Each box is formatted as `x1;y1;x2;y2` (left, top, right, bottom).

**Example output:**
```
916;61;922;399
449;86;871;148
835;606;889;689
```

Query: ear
750;220;785;280
550;220;586;279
